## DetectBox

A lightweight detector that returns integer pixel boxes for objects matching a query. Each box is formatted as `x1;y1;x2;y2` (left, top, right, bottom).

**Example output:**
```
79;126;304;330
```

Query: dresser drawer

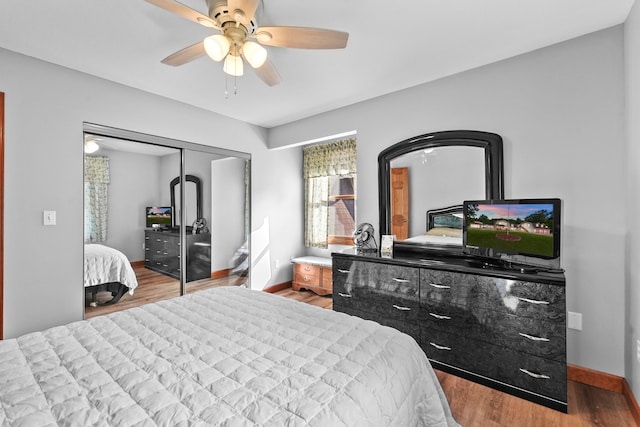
294;263;321;286
335;288;418;321
420;330;566;402
334;259;419;297
419;305;566;362
336;306;420;342
421;269;565;322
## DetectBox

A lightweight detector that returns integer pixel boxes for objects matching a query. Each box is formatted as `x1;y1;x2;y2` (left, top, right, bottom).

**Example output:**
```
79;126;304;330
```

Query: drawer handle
429;342;452;351
517;297;550;305
337;269;350;274
429;312;451;320
304;276;311;282
519;368;550;379
304;266;311;271
392;278;410;283
429;283;450;289
338;292;352;298
392;304;411;311
519;332;550;342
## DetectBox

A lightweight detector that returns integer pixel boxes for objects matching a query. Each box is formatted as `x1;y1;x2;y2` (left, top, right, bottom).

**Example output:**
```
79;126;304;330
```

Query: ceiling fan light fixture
204;34;230;61
223;54;244;76
242;41;267;68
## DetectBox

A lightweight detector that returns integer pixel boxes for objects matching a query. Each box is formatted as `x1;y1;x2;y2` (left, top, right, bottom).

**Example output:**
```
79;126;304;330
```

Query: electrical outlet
274;259;280;269
637;340;640;363
567;311;582;330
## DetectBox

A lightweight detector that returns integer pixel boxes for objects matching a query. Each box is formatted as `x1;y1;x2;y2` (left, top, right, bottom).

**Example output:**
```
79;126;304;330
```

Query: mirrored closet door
83;124;250;318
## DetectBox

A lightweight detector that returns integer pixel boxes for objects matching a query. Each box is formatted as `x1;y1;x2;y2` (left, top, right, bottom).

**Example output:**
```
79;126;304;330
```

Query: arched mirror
170;174;202;230
378;130;504;255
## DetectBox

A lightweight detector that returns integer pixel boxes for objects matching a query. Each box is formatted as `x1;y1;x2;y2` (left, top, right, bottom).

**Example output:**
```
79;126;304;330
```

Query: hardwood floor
84;266;246;318
85;275;636;426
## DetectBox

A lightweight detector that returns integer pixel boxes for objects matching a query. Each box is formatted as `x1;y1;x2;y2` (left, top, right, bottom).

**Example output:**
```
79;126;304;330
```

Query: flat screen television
146;206;172;229
462;198;562;271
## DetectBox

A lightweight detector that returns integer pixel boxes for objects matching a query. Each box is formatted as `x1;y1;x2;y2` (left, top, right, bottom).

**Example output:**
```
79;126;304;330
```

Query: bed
0;286;459;426
403;205;464;247
84;244;139;306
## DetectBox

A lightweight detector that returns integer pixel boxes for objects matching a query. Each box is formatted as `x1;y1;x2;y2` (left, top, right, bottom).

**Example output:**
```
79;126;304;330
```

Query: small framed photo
381;234;395;257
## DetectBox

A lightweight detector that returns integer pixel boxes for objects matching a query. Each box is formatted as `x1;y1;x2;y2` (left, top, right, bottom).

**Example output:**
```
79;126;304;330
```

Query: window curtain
84;156;110;242
303;138;356;248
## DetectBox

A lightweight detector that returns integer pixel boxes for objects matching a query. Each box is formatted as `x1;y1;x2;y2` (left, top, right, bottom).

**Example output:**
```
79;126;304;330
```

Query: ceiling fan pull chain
224;72;229;99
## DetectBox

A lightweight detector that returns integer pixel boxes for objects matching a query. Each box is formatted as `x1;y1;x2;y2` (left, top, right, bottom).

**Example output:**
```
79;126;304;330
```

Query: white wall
2;46;305;338
625;1;640;398
92;147;165;261
269;27;627;376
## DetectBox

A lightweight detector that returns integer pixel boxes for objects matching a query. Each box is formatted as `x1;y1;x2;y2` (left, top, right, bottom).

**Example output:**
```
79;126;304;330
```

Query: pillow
425;227;462;238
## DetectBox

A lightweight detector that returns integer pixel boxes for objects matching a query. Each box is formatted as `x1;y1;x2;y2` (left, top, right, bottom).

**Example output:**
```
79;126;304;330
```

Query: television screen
146;206;172;228
463;198;561;261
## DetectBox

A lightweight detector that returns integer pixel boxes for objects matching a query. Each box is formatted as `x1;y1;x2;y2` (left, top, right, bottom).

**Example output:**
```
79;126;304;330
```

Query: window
328;175;356;245
303;138;356;248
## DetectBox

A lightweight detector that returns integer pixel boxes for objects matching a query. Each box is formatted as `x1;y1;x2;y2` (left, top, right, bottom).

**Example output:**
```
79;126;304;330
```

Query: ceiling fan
145;0;349;86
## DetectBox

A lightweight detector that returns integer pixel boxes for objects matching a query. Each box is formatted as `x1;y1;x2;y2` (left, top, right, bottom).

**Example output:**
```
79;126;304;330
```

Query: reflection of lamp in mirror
84;139;99;153
421;148;435;164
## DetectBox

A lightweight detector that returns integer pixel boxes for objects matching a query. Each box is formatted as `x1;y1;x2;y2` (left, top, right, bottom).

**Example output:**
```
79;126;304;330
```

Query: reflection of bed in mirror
84;244;138;307
403;205;464;247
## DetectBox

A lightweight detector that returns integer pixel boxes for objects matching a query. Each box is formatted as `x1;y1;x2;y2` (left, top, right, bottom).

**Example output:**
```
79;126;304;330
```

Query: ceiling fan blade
255;26;349;49
145;0;218;28
228;0;259;25
252;59;281;86
161;41;206;66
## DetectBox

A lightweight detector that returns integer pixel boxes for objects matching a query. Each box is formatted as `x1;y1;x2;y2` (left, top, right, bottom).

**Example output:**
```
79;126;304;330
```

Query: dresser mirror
378;130;504;255
170;174;203;230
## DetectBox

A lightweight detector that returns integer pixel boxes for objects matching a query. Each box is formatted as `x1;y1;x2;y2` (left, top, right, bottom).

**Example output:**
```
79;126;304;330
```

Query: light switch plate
43;210;56;226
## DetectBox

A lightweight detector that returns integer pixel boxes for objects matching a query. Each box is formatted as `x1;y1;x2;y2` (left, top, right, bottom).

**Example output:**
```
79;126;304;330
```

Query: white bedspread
0;286;459;426
84;244;138;294
404;234;462;246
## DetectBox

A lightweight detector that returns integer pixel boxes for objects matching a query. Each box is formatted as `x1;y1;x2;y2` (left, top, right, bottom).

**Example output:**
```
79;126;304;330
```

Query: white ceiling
0;0;634;128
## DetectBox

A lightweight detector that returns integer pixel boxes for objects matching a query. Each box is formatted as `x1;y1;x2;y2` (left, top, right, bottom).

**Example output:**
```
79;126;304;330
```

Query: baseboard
131;260;145;268
262;282;292;293
568;364;640;423
211;269;231;279
622;379;640;426
567;364;623;393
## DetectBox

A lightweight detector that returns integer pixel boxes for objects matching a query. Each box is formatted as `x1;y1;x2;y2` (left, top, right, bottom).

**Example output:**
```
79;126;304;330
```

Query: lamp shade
242;41;267;68
204;35;230;61
223;54;244;76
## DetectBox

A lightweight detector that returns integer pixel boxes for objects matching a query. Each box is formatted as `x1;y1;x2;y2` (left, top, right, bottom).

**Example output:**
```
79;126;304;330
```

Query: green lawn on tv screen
467;229;553;257
148;215;171;225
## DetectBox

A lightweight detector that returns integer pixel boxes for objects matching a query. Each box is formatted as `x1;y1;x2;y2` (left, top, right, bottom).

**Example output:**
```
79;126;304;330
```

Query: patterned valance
84;156;110;184
303;138;356;179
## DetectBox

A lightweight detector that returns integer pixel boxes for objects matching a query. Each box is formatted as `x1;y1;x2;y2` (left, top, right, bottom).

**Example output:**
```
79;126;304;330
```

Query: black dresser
144;229;211;282
332;252;567;412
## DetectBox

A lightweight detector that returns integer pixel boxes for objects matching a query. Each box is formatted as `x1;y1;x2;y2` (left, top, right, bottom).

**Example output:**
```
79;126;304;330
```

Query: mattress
0;286;459;426
84;244;138;293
